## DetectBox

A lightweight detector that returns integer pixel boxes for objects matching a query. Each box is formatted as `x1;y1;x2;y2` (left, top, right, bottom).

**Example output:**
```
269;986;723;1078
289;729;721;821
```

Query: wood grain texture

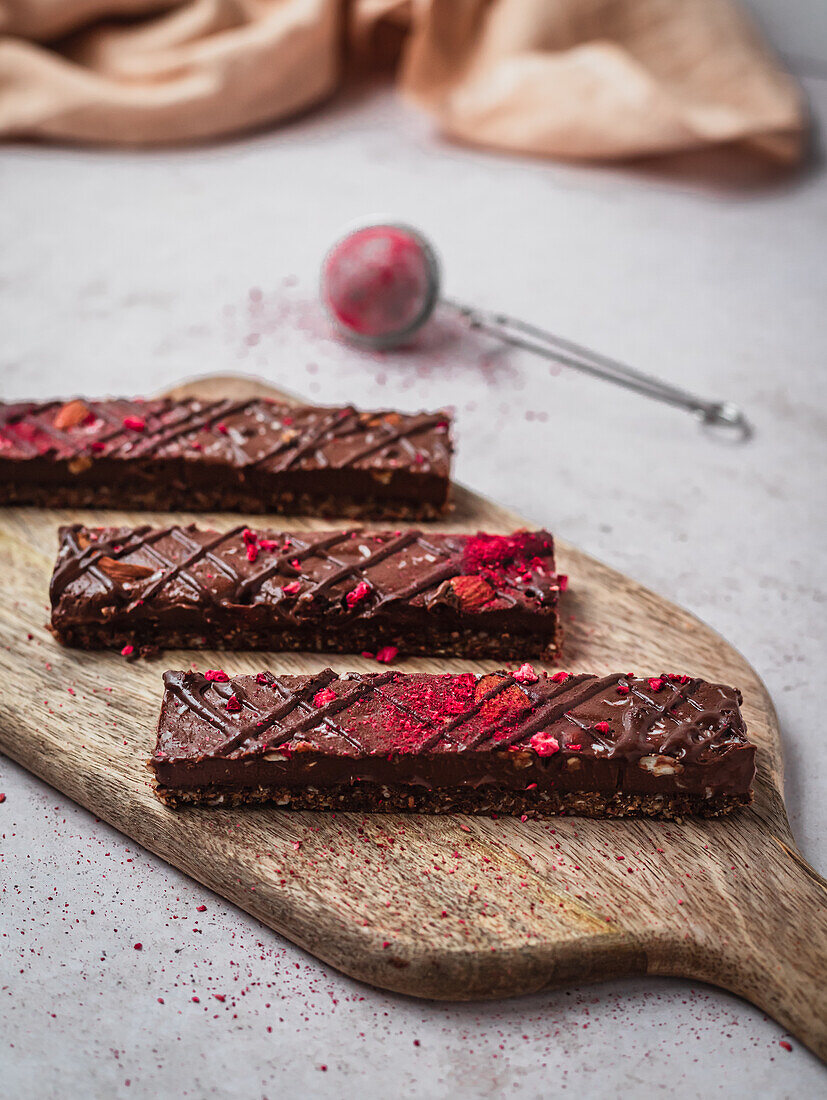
1;374;825;1059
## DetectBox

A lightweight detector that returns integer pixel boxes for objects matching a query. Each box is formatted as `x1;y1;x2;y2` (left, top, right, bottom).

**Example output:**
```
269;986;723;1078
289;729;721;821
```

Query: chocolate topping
50;525;562;659
0;397;453;517
151;668;756;814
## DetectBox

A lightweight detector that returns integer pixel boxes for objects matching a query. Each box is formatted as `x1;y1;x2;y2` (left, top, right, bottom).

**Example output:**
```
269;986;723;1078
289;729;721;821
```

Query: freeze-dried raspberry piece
346;580;372;609
314;688;338;707
530;732;559;756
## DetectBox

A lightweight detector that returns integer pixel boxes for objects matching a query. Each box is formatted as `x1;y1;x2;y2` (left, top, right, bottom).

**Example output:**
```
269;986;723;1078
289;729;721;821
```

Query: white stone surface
1;71;826;1099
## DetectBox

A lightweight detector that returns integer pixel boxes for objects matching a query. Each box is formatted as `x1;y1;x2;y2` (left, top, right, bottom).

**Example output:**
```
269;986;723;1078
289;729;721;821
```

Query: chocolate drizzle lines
482;674;624;752
52;526;528;623
139;526;245;604
251;407;354;470
336;412;448;466
160;670;750;767
344;672;443;741
1;398;450;476
1;399;153;460
235;530;357;602
51;524;165;602
121;399;257;459
163;670;242;742
274;675;396;748
206;670;399;756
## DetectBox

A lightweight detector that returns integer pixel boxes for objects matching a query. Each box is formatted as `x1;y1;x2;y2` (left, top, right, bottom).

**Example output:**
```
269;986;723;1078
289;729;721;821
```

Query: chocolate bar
50;525;563;659
150;668;755;818
0;397;452;518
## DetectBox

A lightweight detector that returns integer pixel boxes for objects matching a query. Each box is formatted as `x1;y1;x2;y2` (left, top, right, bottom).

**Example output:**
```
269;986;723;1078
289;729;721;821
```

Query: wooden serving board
1;374;825;1060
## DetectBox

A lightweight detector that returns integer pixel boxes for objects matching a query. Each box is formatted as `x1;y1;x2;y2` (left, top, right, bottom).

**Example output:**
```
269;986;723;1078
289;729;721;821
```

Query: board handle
674;831;827;1061
742;840;827;1061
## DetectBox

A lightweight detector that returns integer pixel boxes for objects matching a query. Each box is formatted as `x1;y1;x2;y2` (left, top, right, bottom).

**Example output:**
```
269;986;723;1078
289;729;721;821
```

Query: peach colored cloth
0;0;805;161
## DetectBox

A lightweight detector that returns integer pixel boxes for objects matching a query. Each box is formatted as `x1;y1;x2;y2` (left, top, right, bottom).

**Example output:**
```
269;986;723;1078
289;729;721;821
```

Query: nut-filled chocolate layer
50;526;563;659
151;668;756;818
0;397;452;517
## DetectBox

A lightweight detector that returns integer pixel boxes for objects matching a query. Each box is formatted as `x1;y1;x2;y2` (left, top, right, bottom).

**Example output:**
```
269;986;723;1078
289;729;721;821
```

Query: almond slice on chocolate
97;556;156;583
449;574;495;612
54;400;92;430
474;671;530;722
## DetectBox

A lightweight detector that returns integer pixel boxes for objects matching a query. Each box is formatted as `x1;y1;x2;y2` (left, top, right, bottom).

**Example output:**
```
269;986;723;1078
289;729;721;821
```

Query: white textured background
1;33;826;1100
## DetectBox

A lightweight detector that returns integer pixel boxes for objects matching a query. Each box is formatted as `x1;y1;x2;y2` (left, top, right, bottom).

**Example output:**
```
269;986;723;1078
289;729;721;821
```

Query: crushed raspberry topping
225;694;242;713
530;732;559;756
464;533;527;570
647;677;665;693
513;663;538;684
122;415;146;432
258;538;279;551
216;423;228;434
375;646;399;664
667;673;691;684
313;688;338;707
593;721;610;733
255;672;270;684
8;421;40;445
550;671;569;683
120;644;134;657
568;743;582;751
616;683;630;695
462;531;553;586
475;674;529;730
205;669;229;682
282;580;301;596
557;574;569;592
369;673;475;752
346;580;372;609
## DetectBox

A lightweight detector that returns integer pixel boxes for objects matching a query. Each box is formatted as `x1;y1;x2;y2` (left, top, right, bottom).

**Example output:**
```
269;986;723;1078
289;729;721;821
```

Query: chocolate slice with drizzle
0;397;453;518
49;525;563;660
151;667;756;818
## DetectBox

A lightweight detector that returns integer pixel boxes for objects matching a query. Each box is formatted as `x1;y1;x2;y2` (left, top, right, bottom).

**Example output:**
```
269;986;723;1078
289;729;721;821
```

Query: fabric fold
0;0;806;163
